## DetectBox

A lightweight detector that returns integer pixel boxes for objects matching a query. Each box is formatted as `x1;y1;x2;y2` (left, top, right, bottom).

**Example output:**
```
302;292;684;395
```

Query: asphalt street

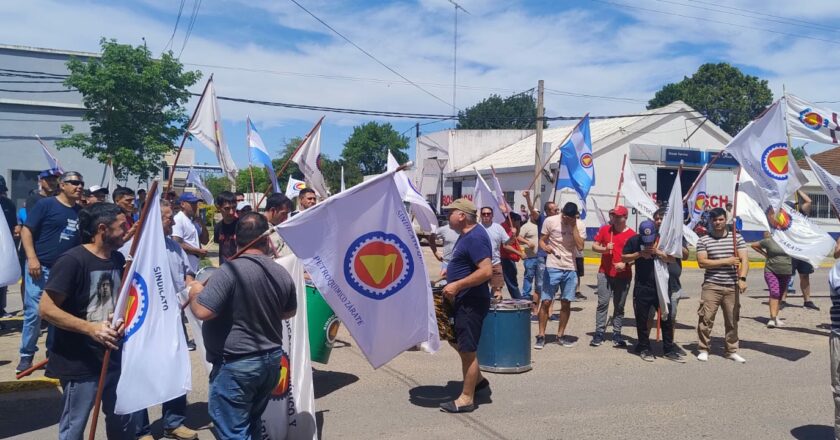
0;249;835;440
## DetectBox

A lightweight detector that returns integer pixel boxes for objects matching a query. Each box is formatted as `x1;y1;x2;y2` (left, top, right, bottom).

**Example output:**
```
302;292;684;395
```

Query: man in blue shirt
440;198;492;414
17;171;83;373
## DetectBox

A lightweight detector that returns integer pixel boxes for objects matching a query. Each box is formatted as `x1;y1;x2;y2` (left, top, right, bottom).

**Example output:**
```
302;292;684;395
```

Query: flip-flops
475;378;490;392
440;400;475;413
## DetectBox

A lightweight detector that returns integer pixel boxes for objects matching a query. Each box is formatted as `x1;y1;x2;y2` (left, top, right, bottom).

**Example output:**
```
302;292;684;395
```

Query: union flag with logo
785;93;839;145
276;171;438;368
112;188;191;414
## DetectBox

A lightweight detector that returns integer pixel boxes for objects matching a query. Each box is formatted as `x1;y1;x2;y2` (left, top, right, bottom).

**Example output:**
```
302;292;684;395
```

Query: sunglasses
481;212;493;216
63;180;84;186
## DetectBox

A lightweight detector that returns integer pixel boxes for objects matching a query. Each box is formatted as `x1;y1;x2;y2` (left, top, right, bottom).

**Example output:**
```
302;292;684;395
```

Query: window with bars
807;193;831;219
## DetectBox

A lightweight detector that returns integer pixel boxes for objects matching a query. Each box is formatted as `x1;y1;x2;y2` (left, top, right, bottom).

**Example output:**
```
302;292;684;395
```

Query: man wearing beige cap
440;198;492;413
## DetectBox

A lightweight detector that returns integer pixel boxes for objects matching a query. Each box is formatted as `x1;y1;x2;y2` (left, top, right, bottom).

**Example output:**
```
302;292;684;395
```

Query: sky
2;0;839;169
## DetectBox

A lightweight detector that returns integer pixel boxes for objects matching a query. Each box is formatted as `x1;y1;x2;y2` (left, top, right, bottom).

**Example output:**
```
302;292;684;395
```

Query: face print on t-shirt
87;270;119;322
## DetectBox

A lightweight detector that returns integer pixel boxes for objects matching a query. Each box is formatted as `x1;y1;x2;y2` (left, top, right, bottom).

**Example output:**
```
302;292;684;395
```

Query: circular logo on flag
293;182;306;191
799;109;827;131
344;231;414;300
123;273;149;340
692;192;707;215
325;316;340;346
761;143;789;181
270;349;291;400
579;153;594;169
766;207;793;231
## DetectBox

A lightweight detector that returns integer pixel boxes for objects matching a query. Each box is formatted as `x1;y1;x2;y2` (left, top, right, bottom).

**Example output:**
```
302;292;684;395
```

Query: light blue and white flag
247;117;280;193
556;115;594;204
186;167;214;203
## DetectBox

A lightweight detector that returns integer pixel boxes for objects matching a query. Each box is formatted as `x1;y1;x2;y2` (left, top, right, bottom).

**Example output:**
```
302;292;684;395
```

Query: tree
457;93;546;129
647;63;773;136
57;39;201;181
322;158;364;192
341;122;409;176
203;174;231;197
235;166;271;195
791;146;806;161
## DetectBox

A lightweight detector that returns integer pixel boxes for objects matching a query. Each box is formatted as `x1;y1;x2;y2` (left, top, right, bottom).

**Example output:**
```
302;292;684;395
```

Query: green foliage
322;159;363;192
271;137;305;189
57;38;201;181
341;122;409;176
235;166;271;195
791;146;805;161
457;93;545;129
203;174;231;197
647;63;773;136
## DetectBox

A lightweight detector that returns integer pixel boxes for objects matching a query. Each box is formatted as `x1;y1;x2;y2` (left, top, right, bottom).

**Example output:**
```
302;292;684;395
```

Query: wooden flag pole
255;116;325;208
614;154;628;208
87;181;159;440
490;165;524;256
165;76;213;194
681;150;725;205
525;115;587;193
731;167;743;322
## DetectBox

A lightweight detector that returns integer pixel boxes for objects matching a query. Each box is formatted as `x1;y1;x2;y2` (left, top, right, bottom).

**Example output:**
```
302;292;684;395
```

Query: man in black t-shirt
213;191;238;265
25;168;62;215
39;202;136;439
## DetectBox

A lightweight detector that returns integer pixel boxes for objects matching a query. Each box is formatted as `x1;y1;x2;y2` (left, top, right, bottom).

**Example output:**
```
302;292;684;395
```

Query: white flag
261;254;317;440
591;197;608;226
653;259;670;316
185;167;214;203
187;78;238;184
0;210;20;287
113;189;191;414
621;160;658;220
276;171;437;368
388;151;437;233
805;154;840;216
489;170;511;216
658;173;683;257
340;166;346;193
739;176;833;267
35;135;63;173
292;118;329;198
285;177;307;200
686;170;707;228
785;93;839;145
473;170;505;224
725;101;790;209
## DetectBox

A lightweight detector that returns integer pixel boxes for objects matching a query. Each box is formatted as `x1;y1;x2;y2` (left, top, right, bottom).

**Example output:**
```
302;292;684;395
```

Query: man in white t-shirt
172;192;208;272
480;206;512;300
536;202;585;349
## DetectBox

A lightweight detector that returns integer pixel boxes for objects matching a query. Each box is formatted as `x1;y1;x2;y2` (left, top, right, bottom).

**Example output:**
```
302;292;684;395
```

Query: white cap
236;201;252;211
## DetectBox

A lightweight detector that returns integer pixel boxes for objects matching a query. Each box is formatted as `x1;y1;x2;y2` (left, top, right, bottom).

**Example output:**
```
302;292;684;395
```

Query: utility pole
533;79;545;208
448;0;470;117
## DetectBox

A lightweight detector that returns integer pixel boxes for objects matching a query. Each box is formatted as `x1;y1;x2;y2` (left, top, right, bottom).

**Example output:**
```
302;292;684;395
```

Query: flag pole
731;167;743;323
491;165;523;255
166;75;214;194
525;115;587;192
614;154;628;208
87;181;159;440
550;151;562;203
255;116;325;208
681;151;725;204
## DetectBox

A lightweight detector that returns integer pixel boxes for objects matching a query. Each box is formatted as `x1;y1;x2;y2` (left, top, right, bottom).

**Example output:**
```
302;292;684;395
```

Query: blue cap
638;220;657;245
179;192;200;203
38;168;62;179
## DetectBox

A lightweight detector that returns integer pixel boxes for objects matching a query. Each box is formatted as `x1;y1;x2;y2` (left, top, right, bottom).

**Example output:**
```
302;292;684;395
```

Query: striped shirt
828;260;840;335
696;231;746;286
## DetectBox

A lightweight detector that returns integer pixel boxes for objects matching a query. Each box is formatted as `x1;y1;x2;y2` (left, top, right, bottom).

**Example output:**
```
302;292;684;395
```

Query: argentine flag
247;117;280;192
556;115;594;204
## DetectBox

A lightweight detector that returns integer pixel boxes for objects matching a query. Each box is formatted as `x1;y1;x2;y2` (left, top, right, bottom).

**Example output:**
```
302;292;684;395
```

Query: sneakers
639;350;655;362
590;333;605;347
664;351;686;363
15;356;33;374
726;353;746;363
187;340;197;351
534;336;545;350
558;335;576;347
775;317;785;327
767;319;776;328
804;301;821;311
612;337;628;348
164;426;199;440
575;292;587;300
696;351;709;362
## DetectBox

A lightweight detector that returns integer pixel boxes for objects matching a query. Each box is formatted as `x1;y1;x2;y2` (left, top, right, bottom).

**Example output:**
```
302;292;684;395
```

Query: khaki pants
697;282;739;354
830;333;840;440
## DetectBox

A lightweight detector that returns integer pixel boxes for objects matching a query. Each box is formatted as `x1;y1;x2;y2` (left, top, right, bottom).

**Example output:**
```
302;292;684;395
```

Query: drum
477;299;532;373
306;284;340;364
432;286;456;342
194;266;217;283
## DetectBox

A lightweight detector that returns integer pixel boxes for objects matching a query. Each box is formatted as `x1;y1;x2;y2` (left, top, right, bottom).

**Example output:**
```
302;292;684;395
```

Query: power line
287;0;457;112
545;87;647;103
687;0;838;33
164;0;187;52
0;88;75;93
654;0;839;34
593;0;840;46
178;0;202;58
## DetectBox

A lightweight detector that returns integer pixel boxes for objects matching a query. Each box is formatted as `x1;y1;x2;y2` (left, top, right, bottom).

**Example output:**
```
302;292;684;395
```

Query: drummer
440;198;492;414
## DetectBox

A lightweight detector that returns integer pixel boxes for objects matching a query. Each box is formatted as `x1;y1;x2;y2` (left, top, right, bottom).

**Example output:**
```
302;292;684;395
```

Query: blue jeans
522;257;545;296
542;268;577;302
58;369;136;440
135;395;187;435
208;349;283;440
501;259;522;299
20;262;50;358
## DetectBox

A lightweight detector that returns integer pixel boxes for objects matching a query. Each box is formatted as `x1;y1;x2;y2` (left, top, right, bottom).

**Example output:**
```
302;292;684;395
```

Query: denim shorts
541;268;577;302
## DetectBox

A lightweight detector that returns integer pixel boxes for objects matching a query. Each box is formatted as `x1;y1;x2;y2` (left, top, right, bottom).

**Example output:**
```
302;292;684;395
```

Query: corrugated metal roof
457;101;698;172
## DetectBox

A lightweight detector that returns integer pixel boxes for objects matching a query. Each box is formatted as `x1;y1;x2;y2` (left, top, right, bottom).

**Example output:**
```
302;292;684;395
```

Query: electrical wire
545;87;647;103
287;0;457;111
178;0;202;58
654;0;839;33
164;0;187;52
687;0;838;33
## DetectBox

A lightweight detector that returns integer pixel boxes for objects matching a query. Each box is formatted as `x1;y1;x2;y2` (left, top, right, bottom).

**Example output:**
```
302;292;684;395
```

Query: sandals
440;400;475;413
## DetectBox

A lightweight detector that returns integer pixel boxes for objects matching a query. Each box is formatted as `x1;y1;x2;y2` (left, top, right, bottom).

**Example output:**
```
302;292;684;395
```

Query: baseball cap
179;192;200;203
60;171;83;183
561;202;579;217
236;201;252;211
38;168;62;179
609;205;629;216
444;198;477;216
638;220;657;245
89;185;109;194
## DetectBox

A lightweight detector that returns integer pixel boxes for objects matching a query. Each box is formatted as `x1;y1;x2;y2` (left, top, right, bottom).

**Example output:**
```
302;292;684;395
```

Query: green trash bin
306;285;340;364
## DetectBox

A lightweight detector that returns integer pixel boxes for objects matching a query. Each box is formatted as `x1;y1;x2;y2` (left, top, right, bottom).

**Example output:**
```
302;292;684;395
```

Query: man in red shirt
590;205;635;347
500;213;527;299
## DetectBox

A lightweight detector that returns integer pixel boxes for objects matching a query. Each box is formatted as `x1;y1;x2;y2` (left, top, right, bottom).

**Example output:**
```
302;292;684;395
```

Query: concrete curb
0;377;59;394
582;257;832;270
